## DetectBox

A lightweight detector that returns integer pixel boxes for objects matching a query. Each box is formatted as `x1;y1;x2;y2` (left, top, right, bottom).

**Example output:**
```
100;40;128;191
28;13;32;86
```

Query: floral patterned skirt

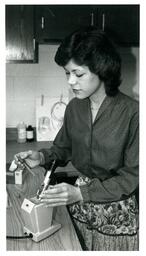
69;218;139;250
69;175;139;236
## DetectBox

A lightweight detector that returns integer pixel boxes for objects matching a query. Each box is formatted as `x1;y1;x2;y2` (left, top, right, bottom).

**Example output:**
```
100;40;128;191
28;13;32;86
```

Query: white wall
6;45;139;128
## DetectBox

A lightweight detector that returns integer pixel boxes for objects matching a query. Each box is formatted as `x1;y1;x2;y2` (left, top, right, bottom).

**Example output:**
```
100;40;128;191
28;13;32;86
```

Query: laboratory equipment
21;197;61;242
21;160;61;242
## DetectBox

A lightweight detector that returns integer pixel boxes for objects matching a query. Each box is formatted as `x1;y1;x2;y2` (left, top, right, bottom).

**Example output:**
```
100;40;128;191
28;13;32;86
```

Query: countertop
6;165;82;251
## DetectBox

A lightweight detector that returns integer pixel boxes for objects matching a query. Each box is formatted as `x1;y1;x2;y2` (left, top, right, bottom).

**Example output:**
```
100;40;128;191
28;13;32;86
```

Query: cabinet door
35;5;98;43
6;5;38;63
97;5;139;46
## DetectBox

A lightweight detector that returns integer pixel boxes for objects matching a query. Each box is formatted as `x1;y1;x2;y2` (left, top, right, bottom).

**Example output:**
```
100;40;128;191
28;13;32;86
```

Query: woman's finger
14;152;28;164
40;193;68;200
42;185;67;195
45;202;67;207
40;197;67;203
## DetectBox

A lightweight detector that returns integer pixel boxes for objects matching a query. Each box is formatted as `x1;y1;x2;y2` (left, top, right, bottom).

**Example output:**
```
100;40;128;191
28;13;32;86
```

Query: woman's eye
65;72;84;78
76;74;84;78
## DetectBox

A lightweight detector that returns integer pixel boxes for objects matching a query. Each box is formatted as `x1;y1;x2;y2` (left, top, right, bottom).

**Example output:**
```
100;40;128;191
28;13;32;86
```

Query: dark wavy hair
55;26;122;96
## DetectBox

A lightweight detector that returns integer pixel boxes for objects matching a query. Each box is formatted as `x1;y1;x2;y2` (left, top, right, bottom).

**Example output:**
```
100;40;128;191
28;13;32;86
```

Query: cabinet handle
33;38;35;51
41;17;45;29
102;13;105;31
91;12;94;26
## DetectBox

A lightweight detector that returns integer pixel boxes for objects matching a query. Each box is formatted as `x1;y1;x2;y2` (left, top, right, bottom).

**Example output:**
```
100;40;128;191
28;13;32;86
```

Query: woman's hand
14;150;42;169
39;183;83;206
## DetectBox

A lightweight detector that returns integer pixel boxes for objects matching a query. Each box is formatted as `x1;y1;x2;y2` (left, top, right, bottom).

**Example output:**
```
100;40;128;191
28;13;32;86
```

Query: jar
17;122;26;143
26;125;34;142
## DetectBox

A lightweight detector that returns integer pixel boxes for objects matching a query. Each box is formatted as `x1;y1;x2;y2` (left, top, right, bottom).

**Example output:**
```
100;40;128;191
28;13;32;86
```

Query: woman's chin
74;94;87;99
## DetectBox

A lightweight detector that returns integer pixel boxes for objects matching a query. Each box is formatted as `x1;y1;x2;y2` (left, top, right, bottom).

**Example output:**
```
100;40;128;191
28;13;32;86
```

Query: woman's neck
89;83;106;107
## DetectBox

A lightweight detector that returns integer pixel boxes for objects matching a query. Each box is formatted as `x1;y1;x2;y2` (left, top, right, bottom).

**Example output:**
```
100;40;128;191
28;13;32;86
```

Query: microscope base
24;221;61;242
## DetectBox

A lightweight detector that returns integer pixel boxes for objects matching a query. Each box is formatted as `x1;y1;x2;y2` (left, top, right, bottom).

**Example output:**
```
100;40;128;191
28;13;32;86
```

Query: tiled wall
6;45;139;128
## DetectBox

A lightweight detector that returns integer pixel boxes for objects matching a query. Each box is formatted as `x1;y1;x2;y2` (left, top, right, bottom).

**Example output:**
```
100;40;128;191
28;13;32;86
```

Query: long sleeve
79;110;139;203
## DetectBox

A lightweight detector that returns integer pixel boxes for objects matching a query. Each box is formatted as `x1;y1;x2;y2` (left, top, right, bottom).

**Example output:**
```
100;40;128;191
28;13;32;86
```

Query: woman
15;26;139;250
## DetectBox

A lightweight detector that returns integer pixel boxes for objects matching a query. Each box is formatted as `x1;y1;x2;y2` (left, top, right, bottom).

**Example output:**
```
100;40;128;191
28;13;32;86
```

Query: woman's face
64;59;104;99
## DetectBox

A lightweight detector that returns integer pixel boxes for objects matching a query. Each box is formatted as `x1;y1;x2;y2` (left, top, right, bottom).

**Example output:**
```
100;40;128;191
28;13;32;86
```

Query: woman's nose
67;74;77;86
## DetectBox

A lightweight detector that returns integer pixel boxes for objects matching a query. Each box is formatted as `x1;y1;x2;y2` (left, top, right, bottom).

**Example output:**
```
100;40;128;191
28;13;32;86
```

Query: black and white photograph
1;0;145;254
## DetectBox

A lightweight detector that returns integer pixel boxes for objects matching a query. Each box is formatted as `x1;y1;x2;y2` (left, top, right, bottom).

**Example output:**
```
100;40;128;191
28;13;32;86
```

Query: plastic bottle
17;122;26;143
26;125;34;142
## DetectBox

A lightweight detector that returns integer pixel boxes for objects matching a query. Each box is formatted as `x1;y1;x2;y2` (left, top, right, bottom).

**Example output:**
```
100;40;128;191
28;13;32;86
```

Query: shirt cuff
39;152;45;166
78;184;90;202
39;148;57;170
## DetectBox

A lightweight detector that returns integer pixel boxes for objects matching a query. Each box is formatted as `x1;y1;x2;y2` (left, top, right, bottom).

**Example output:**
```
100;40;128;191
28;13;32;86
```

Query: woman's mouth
73;89;81;94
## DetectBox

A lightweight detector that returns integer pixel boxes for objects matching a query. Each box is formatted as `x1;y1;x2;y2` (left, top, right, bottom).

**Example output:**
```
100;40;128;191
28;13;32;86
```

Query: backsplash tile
36;76;68;98
6;100;36;127
6;63;39;77
6;76;14;100
13;77;38;100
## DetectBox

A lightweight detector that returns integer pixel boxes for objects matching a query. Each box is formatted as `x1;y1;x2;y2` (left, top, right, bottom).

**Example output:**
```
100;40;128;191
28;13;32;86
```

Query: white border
1;1;146;255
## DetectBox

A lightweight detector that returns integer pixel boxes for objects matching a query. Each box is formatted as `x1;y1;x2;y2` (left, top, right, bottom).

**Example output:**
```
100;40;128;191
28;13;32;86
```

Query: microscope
21;160;61;242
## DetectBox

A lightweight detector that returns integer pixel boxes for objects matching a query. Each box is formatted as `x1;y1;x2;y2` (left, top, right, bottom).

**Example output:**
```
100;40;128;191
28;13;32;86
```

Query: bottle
17;122;26;143
26;125;34;142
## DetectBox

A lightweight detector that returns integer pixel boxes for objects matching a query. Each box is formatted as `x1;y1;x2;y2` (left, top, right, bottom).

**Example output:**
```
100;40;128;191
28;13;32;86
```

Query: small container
17;122;26;143
26;125;34;142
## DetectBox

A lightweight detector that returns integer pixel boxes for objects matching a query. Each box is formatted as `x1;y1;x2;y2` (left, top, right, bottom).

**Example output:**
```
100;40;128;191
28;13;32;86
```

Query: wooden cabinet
35;5;98;43
97;5;139;46
6;5;139;63
6;5;38;63
35;5;139;46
